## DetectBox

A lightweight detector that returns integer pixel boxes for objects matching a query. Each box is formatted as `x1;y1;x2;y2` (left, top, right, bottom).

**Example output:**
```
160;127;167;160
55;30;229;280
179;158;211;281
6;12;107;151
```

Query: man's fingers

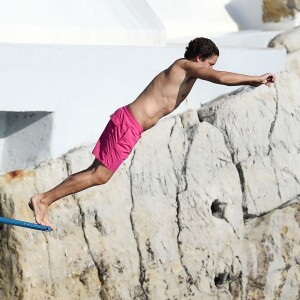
267;74;275;83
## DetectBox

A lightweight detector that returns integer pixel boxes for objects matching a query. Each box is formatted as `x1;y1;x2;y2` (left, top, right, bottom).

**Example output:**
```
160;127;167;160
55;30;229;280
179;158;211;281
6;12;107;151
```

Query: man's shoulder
173;58;187;66
172;58;196;69
169;59;192;73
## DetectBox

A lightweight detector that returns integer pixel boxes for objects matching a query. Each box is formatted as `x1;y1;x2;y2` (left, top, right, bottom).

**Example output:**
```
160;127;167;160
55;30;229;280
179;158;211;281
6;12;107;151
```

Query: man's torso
129;59;197;130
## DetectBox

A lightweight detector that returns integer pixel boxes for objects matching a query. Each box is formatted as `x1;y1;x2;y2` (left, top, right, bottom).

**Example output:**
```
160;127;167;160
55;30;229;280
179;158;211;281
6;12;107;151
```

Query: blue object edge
0;216;52;232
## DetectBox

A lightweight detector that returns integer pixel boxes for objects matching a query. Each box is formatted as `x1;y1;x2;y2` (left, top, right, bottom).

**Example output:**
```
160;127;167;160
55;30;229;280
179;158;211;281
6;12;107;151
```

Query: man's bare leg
29;159;113;229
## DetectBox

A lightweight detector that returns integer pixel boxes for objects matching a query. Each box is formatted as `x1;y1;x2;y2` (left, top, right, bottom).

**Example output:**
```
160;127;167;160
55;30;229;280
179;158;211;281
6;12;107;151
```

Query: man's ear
196;55;204;62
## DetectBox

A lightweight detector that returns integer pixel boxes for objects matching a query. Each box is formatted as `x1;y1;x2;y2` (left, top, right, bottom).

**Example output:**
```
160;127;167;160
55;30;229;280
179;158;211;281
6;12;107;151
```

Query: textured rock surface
263;0;296;23
0;72;300;299
269;26;300;76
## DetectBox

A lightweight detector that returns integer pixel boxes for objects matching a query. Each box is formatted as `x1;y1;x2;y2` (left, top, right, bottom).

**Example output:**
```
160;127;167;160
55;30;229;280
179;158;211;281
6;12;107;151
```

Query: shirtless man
29;37;275;229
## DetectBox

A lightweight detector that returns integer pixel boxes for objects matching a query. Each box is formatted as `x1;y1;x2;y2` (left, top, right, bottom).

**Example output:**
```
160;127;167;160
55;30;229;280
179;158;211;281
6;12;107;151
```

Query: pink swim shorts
92;105;143;172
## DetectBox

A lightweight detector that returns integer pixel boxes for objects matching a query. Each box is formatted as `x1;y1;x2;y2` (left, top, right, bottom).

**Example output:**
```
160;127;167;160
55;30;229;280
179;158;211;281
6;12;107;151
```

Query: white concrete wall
0;43;286;174
225;0;264;30
146;0;238;41
0;0;298;46
0;112;52;172
0;0;166;46
207;31;283;48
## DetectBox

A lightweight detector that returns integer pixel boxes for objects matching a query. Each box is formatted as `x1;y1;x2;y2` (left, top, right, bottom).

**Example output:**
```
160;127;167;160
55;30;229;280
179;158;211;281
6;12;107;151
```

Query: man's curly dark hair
184;37;219;60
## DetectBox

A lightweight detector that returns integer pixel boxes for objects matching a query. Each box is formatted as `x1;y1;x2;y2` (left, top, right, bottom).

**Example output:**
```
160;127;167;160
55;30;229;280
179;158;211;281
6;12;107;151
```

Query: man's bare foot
28;195;54;230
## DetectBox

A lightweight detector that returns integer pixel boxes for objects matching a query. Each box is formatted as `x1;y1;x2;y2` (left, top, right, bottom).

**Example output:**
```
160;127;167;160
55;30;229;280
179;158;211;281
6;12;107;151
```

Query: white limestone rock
0;72;300;299
286;49;300;77
269;26;300;53
244;203;300;300
199;72;300;217
269;26;300;76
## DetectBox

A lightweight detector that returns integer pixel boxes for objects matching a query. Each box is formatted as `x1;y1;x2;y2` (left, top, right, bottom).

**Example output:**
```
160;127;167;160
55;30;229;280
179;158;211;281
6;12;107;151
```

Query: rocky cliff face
0;72;299;300
269;26;300;77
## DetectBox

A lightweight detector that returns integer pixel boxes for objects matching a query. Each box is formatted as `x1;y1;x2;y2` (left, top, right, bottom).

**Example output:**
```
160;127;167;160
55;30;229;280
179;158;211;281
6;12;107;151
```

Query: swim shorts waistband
111;105;144;133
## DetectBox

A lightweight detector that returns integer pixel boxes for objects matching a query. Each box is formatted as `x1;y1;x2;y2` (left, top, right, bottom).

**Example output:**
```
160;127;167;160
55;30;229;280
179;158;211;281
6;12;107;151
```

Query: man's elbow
216;73;232;86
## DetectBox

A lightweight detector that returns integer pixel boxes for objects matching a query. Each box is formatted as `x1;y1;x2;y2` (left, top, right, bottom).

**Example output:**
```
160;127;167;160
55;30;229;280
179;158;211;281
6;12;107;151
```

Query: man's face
197;54;218;69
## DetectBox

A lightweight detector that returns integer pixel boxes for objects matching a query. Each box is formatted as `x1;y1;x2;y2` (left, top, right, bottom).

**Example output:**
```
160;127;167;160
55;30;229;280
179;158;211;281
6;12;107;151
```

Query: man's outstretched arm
210;71;276;87
186;64;276;87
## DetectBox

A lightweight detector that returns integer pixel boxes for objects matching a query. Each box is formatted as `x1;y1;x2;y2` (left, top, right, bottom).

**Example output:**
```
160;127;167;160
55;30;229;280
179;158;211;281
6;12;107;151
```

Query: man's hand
256;73;276;87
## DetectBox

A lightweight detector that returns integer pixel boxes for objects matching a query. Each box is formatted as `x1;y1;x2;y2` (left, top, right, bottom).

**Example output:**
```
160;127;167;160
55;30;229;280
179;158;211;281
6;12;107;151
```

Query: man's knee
92;165;113;185
96;173;112;185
